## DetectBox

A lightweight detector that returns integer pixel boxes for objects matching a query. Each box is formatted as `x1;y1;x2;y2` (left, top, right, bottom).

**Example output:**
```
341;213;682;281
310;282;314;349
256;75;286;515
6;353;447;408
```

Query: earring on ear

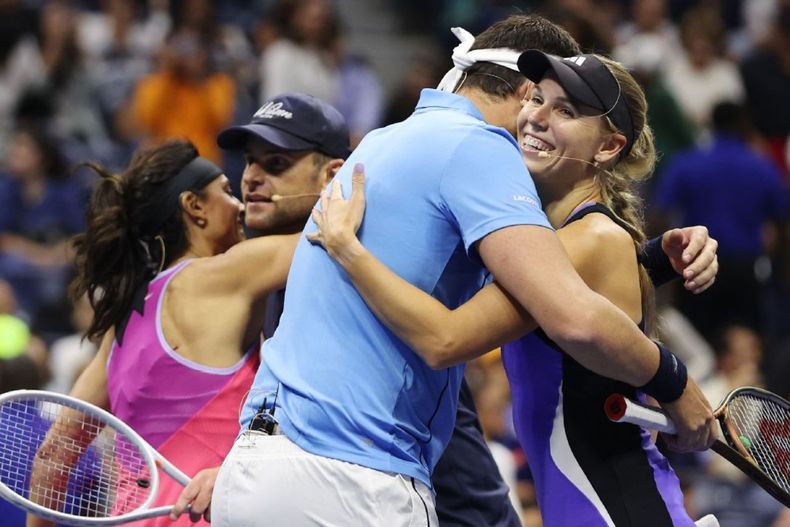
154;235;166;274
196;218;207;228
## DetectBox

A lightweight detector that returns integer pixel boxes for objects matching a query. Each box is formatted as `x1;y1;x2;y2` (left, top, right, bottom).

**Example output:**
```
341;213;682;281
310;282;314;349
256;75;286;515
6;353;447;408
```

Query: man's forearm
549;290;660;386
479;225;680;391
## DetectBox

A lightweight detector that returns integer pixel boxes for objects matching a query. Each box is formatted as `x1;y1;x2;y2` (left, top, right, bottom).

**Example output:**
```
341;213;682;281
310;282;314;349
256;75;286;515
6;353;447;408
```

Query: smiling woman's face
516;75;609;186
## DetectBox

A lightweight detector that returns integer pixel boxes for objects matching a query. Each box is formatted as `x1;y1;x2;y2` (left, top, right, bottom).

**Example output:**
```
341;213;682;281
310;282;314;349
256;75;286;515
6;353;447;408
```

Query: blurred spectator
0;279;49;392
77;0;170;62
334;49;383;147
701;324;765;406
662;6;745;136
0;126;85;318
639;76;696;205
0;1;45;158
256;0;382;145
77;0;169;169
542;0;618;54
169;0;260;171
44;293;97;394
614;0;681;73
656;304;717;385
740;2;790;177
382;54;444;126
24;1;112;159
130;27;235;163
654;102;790;341
613;1;696;205
169;0;256;91
392;0;443;36
692;324;784;527
728;0;780;58
259;0;341;105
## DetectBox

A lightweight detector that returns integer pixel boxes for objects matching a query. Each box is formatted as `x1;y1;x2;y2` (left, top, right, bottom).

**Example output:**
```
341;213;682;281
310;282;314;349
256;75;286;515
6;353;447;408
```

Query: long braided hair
594;55;658;335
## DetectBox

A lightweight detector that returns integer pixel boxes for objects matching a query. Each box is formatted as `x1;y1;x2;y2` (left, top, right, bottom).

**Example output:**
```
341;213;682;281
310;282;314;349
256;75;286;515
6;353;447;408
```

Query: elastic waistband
233;432;432;495
235;432;303;455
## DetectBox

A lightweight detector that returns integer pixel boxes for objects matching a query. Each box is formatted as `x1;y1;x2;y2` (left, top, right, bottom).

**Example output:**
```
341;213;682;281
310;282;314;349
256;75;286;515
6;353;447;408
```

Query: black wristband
640;343;688;403
639;236;677;287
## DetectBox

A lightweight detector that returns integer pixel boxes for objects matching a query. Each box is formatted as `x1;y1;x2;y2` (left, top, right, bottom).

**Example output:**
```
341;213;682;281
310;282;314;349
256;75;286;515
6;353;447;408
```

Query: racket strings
0;398;153;518
726;394;790;493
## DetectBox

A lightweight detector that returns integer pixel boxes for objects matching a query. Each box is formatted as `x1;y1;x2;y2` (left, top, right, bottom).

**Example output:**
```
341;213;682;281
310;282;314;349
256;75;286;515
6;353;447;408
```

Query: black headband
139;156;223;235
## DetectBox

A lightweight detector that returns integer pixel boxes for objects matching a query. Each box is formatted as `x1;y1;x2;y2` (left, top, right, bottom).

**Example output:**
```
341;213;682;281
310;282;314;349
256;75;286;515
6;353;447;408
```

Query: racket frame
0;389;191;526
604;387;790;508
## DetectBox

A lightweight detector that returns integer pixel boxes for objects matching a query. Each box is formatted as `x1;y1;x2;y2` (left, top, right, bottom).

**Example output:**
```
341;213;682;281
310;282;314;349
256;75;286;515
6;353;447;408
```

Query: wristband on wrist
640;342;688;403
640;236;677;287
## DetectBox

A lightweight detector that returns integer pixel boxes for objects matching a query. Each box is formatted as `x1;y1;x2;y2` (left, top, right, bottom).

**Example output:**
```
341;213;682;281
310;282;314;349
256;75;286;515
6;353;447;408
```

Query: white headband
436;27;522;92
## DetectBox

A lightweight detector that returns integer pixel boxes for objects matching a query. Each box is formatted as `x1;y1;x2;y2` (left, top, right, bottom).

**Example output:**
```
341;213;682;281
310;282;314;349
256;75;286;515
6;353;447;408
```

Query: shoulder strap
115;259;194;346
564;203;632;233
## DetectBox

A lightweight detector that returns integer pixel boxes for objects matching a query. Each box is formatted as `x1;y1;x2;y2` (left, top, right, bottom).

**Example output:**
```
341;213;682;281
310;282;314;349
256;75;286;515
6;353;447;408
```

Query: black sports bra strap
564;203;632;233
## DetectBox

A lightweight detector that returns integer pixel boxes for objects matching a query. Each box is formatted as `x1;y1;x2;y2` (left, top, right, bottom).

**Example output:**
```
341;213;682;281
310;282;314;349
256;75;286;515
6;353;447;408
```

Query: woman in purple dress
308;52;713;526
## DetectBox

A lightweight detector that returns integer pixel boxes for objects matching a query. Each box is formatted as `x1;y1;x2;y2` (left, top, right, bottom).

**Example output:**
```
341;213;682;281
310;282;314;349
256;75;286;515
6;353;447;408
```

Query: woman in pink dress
28;140;298;527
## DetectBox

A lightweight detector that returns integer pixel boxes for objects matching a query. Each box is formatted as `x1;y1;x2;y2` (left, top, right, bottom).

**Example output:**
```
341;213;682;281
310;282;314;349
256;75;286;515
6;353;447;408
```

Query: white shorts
211;431;438;527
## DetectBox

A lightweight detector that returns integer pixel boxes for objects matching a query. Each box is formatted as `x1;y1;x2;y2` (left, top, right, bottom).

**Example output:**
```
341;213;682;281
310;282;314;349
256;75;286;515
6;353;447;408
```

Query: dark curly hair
70;140;207;341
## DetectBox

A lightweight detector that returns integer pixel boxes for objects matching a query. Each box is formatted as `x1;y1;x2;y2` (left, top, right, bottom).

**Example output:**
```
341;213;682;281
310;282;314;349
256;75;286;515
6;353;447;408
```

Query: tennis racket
0;389;191;525
605;387;790;508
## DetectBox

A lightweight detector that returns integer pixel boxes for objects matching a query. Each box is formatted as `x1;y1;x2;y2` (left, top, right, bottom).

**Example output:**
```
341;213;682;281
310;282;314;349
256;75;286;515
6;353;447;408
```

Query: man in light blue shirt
242;87;553;487
175;15;717;526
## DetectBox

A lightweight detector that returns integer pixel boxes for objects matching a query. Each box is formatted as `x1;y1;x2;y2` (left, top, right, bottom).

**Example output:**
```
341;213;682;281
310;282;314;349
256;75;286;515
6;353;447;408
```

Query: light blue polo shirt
240;89;552;487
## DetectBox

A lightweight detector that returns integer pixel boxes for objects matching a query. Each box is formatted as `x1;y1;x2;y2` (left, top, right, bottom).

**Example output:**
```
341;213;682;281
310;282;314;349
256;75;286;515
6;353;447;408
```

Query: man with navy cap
216;93;350;335
220;96;347;344
218;94;350;236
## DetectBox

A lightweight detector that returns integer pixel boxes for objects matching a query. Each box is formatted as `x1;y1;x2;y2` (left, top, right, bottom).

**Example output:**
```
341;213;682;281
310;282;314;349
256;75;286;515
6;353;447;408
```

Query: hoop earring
154;235;166;275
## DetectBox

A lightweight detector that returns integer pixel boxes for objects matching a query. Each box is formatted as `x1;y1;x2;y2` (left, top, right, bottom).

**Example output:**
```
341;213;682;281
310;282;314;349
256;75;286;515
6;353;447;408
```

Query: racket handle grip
605;393;678;434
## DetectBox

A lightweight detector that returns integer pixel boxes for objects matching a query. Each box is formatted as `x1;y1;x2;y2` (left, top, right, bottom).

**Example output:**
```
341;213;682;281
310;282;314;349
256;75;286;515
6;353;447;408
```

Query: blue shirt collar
415;88;485;122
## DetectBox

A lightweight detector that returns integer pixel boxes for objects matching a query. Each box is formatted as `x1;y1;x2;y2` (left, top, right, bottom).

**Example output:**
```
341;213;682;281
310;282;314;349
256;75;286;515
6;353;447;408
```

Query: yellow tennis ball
0;314;31;359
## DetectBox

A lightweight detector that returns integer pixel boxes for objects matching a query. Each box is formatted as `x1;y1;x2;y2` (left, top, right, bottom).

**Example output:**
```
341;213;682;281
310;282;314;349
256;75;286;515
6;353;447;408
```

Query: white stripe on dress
548;382;616;527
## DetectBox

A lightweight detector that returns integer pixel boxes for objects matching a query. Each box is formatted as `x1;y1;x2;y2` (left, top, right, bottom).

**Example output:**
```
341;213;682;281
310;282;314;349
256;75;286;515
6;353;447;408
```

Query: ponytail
70;163;152;340
70;140;202;341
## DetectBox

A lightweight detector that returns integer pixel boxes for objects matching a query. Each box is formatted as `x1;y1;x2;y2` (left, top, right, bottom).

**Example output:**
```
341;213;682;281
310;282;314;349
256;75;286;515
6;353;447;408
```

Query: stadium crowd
0;0;789;525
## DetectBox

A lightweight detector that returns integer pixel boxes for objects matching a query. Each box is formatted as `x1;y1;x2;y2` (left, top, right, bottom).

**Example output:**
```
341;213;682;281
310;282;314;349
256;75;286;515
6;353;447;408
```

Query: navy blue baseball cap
517;50;635;157
217;93;351;160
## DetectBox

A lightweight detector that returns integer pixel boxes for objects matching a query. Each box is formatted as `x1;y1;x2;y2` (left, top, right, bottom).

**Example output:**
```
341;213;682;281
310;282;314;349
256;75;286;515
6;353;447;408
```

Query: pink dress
107;260;258;526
